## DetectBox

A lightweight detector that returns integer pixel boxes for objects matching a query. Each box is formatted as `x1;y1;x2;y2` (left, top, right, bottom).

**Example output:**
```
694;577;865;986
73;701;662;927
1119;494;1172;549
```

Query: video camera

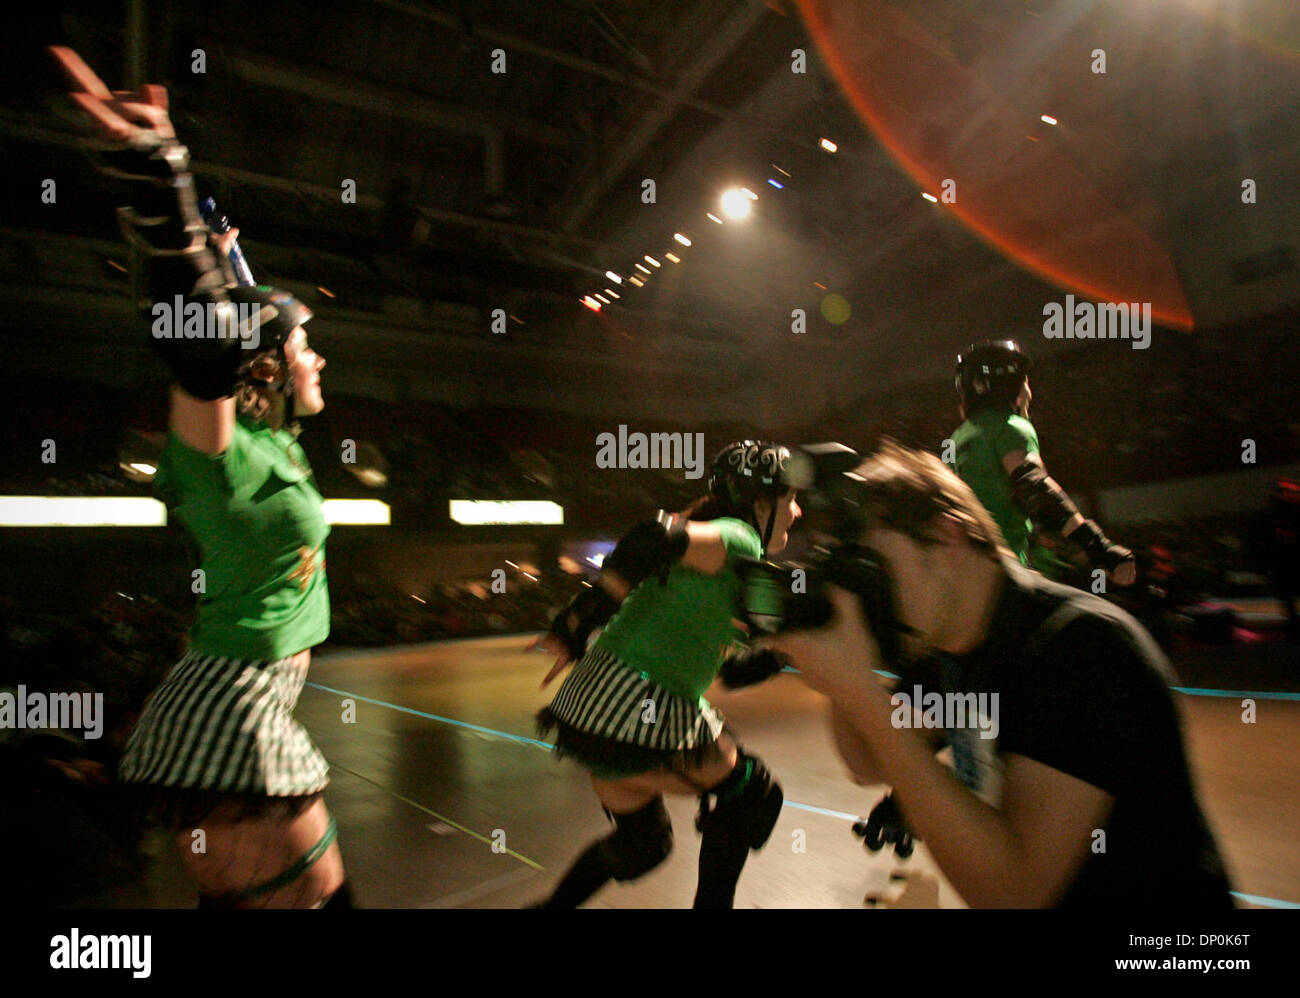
734;443;913;665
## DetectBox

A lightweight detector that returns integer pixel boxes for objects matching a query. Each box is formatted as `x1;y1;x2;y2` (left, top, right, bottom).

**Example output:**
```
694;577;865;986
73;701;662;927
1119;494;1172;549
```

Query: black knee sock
534;840;614;909
693;755;780;909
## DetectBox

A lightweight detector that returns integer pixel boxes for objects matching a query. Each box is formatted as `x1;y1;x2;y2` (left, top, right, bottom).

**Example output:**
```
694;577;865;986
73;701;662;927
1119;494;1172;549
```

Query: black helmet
955;339;1030;412
709;440;792;550
709;441;792;507
225;285;313;398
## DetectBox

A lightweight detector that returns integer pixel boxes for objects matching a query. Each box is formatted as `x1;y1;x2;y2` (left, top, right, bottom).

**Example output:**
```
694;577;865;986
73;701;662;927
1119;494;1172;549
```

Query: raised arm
49;47;240;455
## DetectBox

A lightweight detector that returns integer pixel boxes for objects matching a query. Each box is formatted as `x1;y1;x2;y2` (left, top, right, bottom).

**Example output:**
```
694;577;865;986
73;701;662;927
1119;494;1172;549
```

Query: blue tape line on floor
305;682;553;749
1172;687;1300;701
304;680;859;819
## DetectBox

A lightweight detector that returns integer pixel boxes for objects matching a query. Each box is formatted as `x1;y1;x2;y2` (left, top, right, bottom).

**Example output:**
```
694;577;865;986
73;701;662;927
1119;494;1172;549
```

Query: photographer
763;440;1231;908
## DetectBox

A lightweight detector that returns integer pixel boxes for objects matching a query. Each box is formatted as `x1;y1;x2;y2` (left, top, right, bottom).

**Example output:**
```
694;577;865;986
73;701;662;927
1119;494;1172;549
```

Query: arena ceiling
3;0;1298;425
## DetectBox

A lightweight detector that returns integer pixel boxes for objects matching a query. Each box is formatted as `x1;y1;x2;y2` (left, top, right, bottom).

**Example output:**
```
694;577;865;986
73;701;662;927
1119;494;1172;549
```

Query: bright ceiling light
645;255;661;267
635;263;651;274
720;189;752;219
0;497;166;527
581;296;601;311
1040;114;1058;125
605;271;623;284
673;233;692;246
819;137;838;153
605;288;620;299
664;252;680;263
449;500;562;526
921;192;938;203
707;213;723;224
594;293;609;304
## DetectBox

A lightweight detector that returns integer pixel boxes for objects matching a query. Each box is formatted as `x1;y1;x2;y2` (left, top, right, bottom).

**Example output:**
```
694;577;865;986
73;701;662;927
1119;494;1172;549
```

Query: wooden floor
106;632;1300;909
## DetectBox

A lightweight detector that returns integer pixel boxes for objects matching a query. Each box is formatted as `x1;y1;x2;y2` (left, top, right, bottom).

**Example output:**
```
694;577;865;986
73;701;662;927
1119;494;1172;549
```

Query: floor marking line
1172;687;1300;701
305;682;553;748
1230;891;1300;909
329;762;543;870
783;801;862;821
306;681;860;821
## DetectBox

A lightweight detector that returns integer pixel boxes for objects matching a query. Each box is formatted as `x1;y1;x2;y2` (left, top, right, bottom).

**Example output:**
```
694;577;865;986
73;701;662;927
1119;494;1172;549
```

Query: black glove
1070;520;1135;575
718;646;789;689
548;585;620;660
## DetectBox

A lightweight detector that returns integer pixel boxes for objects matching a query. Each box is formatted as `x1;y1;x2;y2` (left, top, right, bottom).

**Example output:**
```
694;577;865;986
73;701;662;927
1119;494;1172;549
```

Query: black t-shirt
939;558;1233;908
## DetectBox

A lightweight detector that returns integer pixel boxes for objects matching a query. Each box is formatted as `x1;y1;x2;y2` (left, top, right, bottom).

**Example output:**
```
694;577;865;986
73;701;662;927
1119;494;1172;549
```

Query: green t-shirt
595;517;763;701
155;412;331;660
952;408;1040;563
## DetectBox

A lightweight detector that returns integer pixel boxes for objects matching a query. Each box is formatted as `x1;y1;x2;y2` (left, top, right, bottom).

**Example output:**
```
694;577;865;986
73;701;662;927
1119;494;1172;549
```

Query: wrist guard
89;136;244;397
1009;460;1080;534
718;646;788;689
549;585;620;660
603;519;691;587
1069;520;1134;574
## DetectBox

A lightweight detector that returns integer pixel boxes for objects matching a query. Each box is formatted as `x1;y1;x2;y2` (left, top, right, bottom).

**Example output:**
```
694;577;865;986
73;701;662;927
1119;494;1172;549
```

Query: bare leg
174;797;345;908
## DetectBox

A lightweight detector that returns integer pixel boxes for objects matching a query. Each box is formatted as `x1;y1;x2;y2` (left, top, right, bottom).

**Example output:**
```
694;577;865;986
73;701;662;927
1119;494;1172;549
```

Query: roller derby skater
952;340;1135;586
530;441;799;908
49;47;352;908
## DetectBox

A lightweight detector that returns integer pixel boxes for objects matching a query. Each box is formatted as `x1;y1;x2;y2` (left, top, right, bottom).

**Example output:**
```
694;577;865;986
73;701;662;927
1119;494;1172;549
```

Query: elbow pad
603;519;690;587
549;585;620;660
1009;461;1079;534
718;646;789;690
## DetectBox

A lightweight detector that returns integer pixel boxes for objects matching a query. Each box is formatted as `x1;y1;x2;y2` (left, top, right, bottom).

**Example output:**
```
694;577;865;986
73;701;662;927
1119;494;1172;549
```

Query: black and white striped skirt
118;648;329;813
537;645;729;778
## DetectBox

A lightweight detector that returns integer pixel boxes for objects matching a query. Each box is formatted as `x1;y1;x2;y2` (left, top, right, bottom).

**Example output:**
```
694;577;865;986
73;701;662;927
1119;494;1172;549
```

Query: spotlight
720;189;751;219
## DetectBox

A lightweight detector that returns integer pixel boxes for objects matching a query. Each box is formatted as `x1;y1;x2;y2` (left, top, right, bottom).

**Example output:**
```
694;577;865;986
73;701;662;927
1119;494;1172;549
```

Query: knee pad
697;752;784;850
598;797;674;882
